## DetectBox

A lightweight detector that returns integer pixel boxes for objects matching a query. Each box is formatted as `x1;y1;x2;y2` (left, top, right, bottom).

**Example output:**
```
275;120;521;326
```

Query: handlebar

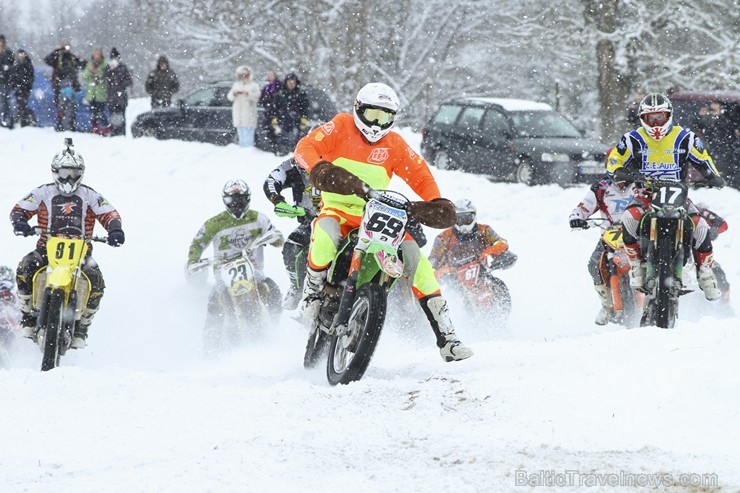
189;231;281;273
366;189;411;210
17;227;108;243
614;170;722;190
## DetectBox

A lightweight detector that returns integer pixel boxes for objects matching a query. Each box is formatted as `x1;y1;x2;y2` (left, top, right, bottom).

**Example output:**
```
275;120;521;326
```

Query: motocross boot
624;242;645;289
283;272;301;310
420;295;473;362
18;294;37;339
299;267;327;322
696;251;721;301
594;284;613;326
72;306;99;349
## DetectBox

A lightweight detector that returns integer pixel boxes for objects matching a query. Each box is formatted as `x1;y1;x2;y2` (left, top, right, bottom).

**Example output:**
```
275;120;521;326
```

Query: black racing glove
13;221;34;237
107;229;125;247
569;218;588;229
704;174;725;189
612;168;638;184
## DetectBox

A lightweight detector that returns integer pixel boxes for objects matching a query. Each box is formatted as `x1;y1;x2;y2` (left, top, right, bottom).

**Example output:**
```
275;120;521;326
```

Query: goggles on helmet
456;212;476;225
359;105;396;128
641;112;670;127
223;193;250;217
54;168;83;180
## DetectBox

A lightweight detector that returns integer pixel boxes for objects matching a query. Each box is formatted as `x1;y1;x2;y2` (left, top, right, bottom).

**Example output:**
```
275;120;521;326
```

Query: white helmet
353;83;400;143
453;199;477;235
638;93;673;141
222;179;251;219
51;139;85;194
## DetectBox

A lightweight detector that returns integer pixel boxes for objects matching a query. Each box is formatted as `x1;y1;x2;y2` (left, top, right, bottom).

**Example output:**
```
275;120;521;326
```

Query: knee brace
308;216;342;270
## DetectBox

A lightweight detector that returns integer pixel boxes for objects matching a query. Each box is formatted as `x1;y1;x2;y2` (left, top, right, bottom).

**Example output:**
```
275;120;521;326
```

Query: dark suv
131;81;337;149
420;97;608;185
670;91;740;188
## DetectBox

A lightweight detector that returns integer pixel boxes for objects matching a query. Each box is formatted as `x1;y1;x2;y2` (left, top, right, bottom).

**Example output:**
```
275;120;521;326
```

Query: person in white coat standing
227;65;260;147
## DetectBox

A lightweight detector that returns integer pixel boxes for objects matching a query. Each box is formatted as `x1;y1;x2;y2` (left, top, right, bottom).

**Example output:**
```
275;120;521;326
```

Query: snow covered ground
1;100;738;492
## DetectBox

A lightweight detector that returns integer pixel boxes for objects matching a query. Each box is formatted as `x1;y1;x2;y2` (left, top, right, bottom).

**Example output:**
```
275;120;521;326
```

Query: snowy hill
1;101;738;492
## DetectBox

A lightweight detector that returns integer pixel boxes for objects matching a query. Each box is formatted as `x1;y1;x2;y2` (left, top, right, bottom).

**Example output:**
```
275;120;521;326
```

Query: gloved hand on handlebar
408;198;456;229
612;168;641;185
107;229;125;247
704;174;725;189
13;221;34;237
569;218;588;229
309;160;371;198
274;201;306;218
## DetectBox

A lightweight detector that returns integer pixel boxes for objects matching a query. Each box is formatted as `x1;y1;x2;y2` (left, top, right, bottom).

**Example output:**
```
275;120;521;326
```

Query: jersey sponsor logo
21;193;35;203
695;137;705;152
97;197;110;207
368;148;390;164
641;161;680;180
611;197;633;212
58;202;77;215
321;121;335;135
407;147;417;160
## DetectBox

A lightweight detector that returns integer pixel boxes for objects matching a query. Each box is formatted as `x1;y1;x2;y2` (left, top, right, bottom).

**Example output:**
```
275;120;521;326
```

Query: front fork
333;251;363;329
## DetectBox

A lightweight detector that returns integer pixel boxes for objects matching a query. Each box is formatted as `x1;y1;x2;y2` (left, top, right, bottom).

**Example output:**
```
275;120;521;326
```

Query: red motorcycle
435;242;515;325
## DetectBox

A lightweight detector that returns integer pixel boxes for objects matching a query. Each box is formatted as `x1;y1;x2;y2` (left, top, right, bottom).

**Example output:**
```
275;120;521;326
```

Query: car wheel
516;160;535;185
139;125;158;139
433;148;459;170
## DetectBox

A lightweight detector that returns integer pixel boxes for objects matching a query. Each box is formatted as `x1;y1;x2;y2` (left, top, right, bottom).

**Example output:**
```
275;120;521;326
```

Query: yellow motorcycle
189;232;282;356
31;233;107;371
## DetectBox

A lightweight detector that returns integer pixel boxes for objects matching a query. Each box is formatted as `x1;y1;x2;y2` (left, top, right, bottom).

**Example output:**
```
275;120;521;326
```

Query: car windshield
509;111;581;138
183;88;217;106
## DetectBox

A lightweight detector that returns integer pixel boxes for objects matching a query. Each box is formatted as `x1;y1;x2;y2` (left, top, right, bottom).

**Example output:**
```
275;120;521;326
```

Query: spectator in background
45;42;85;131
227;65;260;147
105;47;133;137
259;69;282;151
82;48;109;136
693;101;734;173
10;48;35;127
272;72;308;155
0;34;15;128
145;55;179;108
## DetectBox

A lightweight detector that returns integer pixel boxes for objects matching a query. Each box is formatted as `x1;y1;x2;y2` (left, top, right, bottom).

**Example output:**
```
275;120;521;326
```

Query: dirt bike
302;190;414;385
189;232;282;354
584;219;643;328
636;180;698;329
435;249;514;326
27;231;108;371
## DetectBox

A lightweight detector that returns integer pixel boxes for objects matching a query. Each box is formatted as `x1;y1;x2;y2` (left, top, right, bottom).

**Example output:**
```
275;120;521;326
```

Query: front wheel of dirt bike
303;324;330;369
41;289;65;371
326;283;387;386
488;276;512;322
618;275;641;329
655;237;677;329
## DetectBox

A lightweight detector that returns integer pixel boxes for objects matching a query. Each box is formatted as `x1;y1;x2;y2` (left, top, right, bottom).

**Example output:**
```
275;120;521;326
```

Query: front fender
357;244;404;288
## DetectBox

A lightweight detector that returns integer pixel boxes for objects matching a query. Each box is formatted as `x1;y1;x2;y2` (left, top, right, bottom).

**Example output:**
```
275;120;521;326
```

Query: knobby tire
326;283;387;386
41;290;65;371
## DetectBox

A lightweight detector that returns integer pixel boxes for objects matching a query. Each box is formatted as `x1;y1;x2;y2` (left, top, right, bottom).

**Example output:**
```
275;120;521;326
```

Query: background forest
2;0;737;142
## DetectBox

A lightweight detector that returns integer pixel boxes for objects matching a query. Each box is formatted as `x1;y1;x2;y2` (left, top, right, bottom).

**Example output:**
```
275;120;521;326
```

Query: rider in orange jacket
293;82;473;362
